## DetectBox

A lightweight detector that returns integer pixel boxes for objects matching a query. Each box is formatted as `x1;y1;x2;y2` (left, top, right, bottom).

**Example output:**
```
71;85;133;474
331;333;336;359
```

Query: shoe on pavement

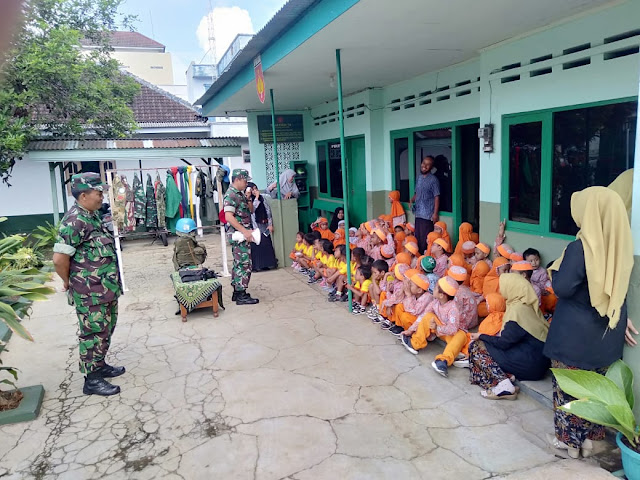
380;319;393;330
95;364;126;378
546;434;580;459
389;325;404;336
83;376;121;396
431;360;448;378
371;315;382;324
452;358;470;369
401;335;418;354
236;292;259;305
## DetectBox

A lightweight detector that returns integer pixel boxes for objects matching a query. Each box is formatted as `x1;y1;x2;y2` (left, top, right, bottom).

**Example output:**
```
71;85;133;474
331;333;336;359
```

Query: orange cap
381;214;392;224
497;243;513;258
406;222;415;232
405;235;418;245
364;222;373;233
381;244;395;258
476;242;490;255
510;252;524;262
416;255;426;270
404;268;420;279
438;276;460;296
395;252;412;265
394;263;410;281
462;241;476;254
319;217;328;223
405;242;419;256
410;273;430;292
434;238;450;251
448;265;468;282
511;260;533;271
373;229;387;242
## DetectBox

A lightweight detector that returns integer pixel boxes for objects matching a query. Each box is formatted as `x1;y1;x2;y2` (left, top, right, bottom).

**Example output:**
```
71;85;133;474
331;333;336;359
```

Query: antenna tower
208;0;217;66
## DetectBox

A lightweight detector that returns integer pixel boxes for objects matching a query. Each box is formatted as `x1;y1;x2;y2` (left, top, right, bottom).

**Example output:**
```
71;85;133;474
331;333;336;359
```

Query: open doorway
458;123;480;229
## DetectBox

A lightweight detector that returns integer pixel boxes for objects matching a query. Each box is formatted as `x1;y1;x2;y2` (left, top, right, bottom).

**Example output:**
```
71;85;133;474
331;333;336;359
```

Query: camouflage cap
71;172;105;192
232;168;251;180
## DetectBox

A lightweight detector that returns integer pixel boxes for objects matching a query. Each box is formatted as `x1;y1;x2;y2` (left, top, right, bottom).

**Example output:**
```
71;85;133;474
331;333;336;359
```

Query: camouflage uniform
223;170;252;291
133;173;145;223
145;174;158;228
155;173;167;229
53;173;122;375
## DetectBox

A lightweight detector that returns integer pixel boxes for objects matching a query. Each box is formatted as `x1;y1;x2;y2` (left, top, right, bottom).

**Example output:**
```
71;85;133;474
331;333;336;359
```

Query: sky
118;0;288;84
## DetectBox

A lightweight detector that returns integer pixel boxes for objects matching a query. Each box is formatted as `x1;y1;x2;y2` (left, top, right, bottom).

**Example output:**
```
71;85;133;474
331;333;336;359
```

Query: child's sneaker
351;303;363;315
401;335;418;354
328;292;342;302
380;319;393;330
453;356;470;368
389;325;404;336
431;360;448;378
308;276;318;284
366;305;378;319
339;293;349;302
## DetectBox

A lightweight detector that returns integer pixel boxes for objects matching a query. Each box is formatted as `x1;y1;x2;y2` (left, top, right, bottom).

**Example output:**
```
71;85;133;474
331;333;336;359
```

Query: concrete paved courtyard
0;233;615;479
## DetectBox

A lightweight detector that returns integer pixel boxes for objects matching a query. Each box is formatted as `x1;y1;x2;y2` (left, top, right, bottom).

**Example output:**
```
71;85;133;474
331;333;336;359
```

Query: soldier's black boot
232;289;240;301
83;373;121;396
95;363;126;378
236;291;259;305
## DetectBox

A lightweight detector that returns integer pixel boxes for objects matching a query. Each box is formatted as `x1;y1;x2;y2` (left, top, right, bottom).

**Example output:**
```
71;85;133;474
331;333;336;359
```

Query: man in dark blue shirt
410;156;440;253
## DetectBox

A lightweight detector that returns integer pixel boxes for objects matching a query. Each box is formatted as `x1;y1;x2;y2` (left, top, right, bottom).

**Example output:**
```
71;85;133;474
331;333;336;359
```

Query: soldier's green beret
71;173;105;192
232;169;251;180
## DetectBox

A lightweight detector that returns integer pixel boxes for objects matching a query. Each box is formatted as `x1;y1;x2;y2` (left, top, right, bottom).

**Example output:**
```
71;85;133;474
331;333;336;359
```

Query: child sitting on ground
329;247;364;302
431;238;450;277
523;248;557;315
477;257;510;317
311;217;335;242
511;261;542;304
380;263;410;328
326;244;347;294
448;253;471;286
290;232;305;270
477;293;506;336
426;231;441;256
389;273;433;336
347;264;373;314
297;233;317;273
400;276;469;379
448;266;479;330
333;221;346;248
367;259;389;321
461;241;477;267
420;256;439;295
380;243;395;268
311;239;337;289
470;243;492;295
434;221;451;247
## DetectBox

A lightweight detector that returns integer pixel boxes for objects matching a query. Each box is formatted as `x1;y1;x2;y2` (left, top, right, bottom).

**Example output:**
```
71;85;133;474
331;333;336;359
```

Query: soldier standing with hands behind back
52;173;125;397
224;169;259;305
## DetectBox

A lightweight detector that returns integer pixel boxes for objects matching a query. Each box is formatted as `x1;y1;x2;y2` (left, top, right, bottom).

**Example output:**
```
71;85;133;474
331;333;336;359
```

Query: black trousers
415;217;434;254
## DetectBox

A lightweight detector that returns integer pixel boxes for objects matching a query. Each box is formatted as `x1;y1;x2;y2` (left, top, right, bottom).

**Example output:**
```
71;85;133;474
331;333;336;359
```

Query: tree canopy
0;0;141;186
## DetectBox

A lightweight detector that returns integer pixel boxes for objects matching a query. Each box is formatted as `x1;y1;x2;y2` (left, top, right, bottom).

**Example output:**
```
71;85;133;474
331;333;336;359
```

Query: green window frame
316;138;343;200
389;118;479;229
501;96;637;240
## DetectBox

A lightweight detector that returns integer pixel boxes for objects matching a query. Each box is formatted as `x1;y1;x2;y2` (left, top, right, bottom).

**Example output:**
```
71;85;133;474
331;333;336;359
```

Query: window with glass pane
393;137;409;202
508;122;542;224
552;101;636;235
414;129;453;212
317;144;328;194
329;142;344;198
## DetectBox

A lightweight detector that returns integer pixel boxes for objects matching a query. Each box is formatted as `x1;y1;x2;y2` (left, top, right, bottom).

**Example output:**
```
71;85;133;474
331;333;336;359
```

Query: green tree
0;0;140;186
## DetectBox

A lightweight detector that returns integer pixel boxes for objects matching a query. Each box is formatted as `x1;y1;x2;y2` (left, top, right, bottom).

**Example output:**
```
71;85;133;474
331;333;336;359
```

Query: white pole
194;169;204;238
106;170;127;292
217;176;231;277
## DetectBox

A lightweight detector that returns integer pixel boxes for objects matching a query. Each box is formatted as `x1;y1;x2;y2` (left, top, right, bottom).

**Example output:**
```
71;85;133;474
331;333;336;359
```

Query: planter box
0;385;45;425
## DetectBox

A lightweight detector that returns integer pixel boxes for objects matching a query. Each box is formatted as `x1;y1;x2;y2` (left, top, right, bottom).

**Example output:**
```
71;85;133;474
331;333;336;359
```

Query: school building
198;0;640;403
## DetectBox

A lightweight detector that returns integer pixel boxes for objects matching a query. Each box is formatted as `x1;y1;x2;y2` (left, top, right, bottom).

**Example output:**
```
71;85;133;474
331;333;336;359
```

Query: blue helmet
176;218;197;233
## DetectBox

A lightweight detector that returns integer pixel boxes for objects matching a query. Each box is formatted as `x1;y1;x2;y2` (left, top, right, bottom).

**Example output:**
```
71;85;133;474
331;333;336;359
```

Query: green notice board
257;114;304;143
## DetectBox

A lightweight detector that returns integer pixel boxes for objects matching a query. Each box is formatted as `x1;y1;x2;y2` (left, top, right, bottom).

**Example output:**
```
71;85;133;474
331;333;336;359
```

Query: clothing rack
106;164;230;292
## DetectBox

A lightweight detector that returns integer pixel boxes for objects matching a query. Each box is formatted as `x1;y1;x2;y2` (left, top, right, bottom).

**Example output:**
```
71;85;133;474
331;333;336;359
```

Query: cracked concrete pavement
0;233;616;479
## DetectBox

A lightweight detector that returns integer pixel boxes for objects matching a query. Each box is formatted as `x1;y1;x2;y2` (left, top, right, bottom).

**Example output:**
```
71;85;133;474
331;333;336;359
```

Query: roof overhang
200;0;617;116
27;138;241;162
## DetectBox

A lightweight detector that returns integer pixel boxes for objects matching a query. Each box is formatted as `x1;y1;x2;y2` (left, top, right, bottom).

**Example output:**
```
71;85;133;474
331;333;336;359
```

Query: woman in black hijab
329;207;345;232
248;183;278;271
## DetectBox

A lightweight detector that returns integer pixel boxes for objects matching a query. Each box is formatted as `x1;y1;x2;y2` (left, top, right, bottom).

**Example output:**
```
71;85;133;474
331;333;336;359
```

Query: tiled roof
28;138;241;151
82;31;165;50
128;73;205;124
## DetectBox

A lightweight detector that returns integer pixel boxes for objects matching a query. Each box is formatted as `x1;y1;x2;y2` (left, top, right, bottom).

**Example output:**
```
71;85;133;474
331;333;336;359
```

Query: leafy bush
32;221;60;250
551;360;638;448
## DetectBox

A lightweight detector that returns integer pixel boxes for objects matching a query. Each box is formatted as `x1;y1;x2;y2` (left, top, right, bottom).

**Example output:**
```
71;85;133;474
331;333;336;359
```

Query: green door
346;136;367;226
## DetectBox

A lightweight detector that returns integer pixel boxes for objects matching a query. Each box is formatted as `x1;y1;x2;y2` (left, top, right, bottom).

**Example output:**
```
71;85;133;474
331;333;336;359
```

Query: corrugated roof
138;122;211;128
196;0;321;107
82;31;165;50
28;138;240;151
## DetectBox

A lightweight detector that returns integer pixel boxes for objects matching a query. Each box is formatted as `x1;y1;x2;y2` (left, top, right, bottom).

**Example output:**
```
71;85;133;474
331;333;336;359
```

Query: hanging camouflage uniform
133;173;145;224
122;175;135;232
53;173;122;375
111;174;127;231
223;169;253;291
155;173;167;229
145;174;158;228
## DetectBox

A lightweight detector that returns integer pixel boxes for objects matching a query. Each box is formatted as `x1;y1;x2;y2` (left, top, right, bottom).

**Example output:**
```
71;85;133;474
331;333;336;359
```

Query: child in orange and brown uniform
448;266;479;330
431;238;450;278
379;263;410;330
389;273;433;337
434;221;451;247
470;243;492;294
400;276;469;379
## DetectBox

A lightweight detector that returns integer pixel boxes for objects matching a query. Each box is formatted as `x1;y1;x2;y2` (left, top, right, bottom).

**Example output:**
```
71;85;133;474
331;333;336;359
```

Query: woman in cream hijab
545;186;633;459
468;273;550;400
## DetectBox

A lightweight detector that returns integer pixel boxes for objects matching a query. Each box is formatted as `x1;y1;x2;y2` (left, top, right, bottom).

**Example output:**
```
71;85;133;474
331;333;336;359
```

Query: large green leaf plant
551;360;639;449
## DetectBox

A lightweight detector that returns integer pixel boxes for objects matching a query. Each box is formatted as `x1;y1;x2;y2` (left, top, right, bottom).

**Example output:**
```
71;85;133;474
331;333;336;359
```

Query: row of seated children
289;215;555;380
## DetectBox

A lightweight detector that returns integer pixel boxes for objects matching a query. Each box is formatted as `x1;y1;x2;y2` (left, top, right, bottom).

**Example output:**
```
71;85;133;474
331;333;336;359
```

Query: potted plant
551;360;640;479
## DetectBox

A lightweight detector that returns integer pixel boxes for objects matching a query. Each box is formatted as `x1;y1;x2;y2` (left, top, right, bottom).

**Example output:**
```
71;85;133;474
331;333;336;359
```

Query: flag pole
270;88;287;265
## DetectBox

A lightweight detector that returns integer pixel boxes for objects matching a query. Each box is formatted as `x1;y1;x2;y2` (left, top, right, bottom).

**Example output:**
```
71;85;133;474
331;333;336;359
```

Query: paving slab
0;234;617;479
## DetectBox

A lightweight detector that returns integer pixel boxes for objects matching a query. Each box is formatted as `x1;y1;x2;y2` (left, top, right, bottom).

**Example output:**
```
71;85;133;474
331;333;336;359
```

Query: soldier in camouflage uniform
52;173;125;396
223;169;259;305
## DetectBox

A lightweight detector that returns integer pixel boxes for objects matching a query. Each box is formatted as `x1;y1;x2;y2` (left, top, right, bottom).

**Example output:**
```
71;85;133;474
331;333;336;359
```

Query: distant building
81;31;174;85
186;63;217;105
217;34;253;77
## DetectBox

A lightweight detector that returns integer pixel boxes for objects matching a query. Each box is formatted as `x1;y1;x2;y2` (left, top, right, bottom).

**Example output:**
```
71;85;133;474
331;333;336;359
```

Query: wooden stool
180;294;219;322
